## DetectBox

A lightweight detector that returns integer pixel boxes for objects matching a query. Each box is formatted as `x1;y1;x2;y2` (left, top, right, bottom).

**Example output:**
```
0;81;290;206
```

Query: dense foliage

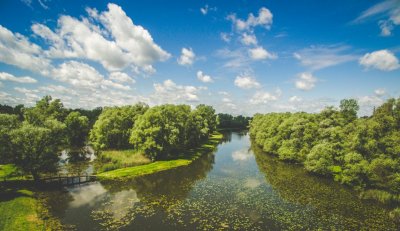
130;104;217;160
0;95;219;179
0;96;80;179
89;104;149;150
250;98;400;202
217;113;251;129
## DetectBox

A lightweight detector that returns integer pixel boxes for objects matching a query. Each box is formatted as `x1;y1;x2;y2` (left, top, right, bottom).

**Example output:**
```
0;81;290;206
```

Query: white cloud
216;48;249;69
294;45;357;71
359;49;400;71
218;91;230;96
14;87;40;104
353;0;400;36
249;89;281;105
227;7;273;31
196;71;213;83
249;46;277;60
39;84;77;96
177;47;195;66
31;3;170;73
379;20;394;36
234;75;260;89
152;79;205;103
109;72;135;83
48;61;130;91
200;5;216;15
222;97;231;103
0;25;50;73
374;88;386;96
0;72;37;83
49;61;104;88
358;95;385;115
295;72;317;91
220;32;231;42
240;33;257;46
289;96;302;103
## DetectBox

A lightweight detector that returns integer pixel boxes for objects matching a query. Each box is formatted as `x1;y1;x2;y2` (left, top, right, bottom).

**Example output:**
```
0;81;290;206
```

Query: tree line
0;96;218;180
250;98;400;206
217;113;251;129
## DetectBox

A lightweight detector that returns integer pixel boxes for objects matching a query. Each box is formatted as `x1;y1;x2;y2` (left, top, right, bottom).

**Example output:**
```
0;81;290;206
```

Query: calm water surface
46;132;397;230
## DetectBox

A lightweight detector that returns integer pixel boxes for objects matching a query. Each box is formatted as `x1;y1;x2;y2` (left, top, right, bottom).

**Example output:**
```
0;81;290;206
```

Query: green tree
65;111;89;148
90;103;148;150
0;114;21;163
24;95;66;125
9;120;65;180
340;99;359;122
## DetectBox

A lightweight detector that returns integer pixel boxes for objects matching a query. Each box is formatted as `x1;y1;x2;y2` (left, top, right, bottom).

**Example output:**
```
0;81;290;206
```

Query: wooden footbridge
40;173;97;186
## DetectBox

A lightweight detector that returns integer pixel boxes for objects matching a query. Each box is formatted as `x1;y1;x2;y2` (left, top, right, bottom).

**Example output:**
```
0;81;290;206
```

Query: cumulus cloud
177;47;195;66
359;49;400;71
234;75;260;89
240;33;257;46
294;45;357;71
295;72;317;91
249;89;281;105
49;61;130;91
0;72;37;83
249;46;277;60
196;71;213;83
31;3;170;72
227;7;273;31
109;72;135;83
152;79;206;103
0;25;50;73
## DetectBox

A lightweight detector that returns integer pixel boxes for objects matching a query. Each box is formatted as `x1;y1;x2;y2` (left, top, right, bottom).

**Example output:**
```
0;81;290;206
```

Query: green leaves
130;104;218;160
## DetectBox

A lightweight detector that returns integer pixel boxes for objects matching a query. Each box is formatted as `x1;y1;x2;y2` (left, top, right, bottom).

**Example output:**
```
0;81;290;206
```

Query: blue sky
0;0;399;115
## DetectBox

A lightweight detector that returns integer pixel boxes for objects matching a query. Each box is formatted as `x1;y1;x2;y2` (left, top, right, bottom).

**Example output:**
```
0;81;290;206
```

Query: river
45;131;397;230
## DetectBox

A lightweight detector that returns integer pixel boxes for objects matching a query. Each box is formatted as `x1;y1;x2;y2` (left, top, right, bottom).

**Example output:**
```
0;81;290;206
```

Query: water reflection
45;132;397;231
252;143;396;230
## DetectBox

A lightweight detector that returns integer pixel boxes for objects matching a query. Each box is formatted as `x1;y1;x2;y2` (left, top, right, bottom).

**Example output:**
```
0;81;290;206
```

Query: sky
0;0;399;116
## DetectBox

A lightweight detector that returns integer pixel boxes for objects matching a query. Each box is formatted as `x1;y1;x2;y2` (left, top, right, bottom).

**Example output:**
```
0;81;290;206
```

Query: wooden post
78;174;80;184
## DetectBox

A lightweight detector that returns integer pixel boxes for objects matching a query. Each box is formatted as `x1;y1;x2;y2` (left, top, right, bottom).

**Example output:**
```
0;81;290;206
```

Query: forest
250;98;400;218
0;96;220;181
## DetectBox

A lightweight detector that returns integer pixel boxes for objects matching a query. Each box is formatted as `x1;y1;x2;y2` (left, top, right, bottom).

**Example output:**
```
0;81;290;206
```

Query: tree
340;99;359;122
65;111;89;148
90;104;149;150
9;120;65;180
130;104;217;160
0;114;21;163
24;95;66;125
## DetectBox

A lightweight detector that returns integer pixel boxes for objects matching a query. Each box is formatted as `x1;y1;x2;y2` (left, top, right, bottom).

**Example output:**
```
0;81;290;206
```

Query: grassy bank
0;164;27;181
0;186;62;231
97;132;223;180
96;150;151;173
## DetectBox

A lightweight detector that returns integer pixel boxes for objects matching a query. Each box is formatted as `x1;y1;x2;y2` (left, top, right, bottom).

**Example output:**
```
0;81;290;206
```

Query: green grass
97;149;151;173
97;132;223;180
97;159;192;179
0;188;45;231
0;186;63;231
0;164;27;181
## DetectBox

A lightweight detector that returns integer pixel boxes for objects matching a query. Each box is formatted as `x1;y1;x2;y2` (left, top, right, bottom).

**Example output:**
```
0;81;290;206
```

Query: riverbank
96;149;151;173
0;183;63;230
97;132;223;180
